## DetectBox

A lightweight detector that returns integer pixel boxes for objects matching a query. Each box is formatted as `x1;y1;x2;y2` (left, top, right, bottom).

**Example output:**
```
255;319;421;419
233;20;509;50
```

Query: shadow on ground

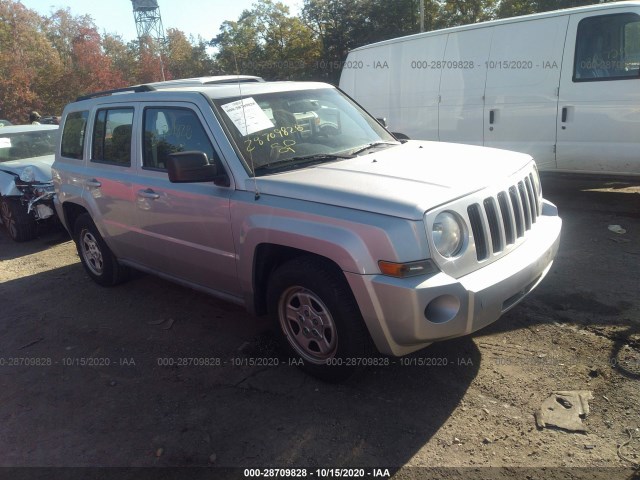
0;263;480;469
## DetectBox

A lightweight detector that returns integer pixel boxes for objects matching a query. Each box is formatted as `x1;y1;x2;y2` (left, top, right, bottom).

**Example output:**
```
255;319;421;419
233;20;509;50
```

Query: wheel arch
61;202;89;236
252;244;346;316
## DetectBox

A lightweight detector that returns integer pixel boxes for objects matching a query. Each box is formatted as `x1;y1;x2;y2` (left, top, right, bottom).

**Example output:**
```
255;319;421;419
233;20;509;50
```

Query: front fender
231;192;430;299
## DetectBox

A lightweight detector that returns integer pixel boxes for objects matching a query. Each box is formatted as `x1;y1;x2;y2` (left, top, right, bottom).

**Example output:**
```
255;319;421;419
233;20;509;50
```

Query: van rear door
557;9;640;175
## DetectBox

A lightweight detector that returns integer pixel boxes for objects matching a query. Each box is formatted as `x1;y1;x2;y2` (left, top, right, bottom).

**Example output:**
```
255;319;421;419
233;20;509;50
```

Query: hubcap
0;201;17;239
80;229;104;276
278;286;338;364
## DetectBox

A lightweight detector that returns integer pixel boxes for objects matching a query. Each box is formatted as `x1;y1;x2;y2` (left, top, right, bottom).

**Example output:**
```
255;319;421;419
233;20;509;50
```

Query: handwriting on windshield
244;125;304;154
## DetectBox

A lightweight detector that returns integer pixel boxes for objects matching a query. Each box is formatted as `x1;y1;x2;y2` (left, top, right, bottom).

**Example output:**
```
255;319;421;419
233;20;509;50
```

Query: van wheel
267;256;373;382
74;213;128;286
0;197;37;242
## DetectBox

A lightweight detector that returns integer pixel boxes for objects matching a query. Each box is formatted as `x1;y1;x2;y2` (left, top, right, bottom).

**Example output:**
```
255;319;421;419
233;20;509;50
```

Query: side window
143;107;219;170
61;111;89;159
574;13;640;81
91;108;134;166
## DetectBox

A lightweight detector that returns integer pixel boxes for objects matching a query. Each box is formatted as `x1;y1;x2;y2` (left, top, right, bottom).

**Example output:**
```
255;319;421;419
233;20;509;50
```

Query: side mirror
376;117;387;128
167;151;228;186
392;132;410;140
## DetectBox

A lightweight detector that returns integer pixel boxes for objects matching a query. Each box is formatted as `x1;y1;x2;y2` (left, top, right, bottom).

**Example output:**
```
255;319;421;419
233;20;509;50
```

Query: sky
23;0;302;43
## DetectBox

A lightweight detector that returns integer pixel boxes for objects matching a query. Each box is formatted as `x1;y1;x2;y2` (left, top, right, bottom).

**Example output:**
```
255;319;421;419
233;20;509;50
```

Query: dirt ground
0;174;638;478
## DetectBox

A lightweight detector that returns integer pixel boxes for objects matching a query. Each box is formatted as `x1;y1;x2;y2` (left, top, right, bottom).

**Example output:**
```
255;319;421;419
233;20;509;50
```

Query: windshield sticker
0;138;11;148
221;97;274;136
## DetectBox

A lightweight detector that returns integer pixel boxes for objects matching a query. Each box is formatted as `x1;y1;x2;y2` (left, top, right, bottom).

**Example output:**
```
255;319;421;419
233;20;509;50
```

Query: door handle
137;188;160;200
85;179;102;188
489;110;495;124
561;107;568;123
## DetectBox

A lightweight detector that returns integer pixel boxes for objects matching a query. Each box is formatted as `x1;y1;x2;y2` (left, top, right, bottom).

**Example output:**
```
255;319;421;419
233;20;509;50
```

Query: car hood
248;141;533;219
0;155;54;183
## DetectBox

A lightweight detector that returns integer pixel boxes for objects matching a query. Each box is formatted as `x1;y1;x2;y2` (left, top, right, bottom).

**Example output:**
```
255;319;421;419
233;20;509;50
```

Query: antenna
131;0;167;81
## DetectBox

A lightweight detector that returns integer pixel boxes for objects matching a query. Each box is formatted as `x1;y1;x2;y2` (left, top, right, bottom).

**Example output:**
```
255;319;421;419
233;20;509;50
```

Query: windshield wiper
253;153;353;174
348;141;399;156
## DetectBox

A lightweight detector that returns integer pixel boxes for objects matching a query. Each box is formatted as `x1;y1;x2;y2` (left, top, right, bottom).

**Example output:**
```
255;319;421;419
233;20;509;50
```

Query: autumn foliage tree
0;1;219;123
0;0;620;124
0;1;62;123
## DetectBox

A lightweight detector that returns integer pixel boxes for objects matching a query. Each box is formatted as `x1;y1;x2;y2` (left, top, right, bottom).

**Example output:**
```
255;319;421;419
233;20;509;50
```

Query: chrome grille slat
497;192;516;245
524;176;537;223
528;173;540;217
467;204;488;260
509;186;525;238
483;197;503;254
467;170;542;262
518;181;532;230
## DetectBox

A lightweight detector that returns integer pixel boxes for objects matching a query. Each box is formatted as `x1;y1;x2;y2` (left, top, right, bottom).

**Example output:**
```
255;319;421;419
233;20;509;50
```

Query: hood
0;155;54;183
247;141;533;220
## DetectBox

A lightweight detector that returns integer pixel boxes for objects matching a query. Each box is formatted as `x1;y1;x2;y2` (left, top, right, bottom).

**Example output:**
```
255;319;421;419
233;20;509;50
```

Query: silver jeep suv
53;77;562;381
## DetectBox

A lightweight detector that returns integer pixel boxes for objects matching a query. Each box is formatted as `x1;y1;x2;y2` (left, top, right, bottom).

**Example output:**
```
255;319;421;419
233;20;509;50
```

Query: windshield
0;130;58;163
212;87;397;176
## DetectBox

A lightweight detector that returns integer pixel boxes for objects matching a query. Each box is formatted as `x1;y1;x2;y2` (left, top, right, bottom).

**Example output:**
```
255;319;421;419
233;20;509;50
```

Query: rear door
84;104;139;259
130;102;240;297
557;9;640;174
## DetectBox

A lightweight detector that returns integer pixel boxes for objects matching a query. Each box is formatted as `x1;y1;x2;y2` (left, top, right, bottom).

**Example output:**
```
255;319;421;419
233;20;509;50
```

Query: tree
496;0;613;19
166;29;218;79
301;0;440;82
44;8;126;111
136;35;169;83
102;34;138;86
212;0;321;80
0;1;62;123
437;0;498;28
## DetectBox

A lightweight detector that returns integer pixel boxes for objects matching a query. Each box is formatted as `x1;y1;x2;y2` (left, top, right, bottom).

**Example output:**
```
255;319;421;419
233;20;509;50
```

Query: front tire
74;213;128;286
267;256;373;382
0;197;37;242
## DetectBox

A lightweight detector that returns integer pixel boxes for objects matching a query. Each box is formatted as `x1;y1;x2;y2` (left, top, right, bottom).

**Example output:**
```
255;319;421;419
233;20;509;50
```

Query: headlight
432;211;464;258
19;166;35;183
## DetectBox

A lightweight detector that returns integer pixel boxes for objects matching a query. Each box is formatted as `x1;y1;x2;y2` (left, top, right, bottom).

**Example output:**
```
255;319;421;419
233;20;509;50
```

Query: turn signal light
378;260;437;278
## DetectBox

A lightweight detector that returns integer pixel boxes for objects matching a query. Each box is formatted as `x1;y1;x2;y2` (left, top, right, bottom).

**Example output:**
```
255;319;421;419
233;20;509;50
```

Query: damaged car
0;124;59;241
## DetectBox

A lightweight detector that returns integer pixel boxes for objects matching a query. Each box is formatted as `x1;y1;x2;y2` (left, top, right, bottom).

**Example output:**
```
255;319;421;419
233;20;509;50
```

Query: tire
0;196;37;242
267;256;374;382
73;213;129;286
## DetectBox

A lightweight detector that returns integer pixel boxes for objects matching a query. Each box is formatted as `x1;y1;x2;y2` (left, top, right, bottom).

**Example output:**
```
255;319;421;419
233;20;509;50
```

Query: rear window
91;108;134;166
61;111;89;159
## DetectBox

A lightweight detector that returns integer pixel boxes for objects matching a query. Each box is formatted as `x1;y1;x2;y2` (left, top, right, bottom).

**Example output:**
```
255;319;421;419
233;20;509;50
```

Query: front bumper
345;204;562;356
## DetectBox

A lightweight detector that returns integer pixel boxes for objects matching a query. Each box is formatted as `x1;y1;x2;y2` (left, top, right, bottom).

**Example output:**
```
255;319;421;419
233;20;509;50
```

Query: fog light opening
424;295;461;324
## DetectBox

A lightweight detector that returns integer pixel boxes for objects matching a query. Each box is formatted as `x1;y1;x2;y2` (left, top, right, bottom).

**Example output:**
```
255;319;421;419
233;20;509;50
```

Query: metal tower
131;0;166;43
131;0;167;80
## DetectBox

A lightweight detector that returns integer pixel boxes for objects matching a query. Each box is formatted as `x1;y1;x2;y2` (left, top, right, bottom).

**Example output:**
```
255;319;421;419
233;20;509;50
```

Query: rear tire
73;213;129;286
0;196;37;242
267;256;374;382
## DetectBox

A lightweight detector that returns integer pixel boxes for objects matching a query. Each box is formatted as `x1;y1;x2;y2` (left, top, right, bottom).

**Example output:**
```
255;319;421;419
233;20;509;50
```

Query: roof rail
74;76;266;102
75;85;157;102
145;76;265;89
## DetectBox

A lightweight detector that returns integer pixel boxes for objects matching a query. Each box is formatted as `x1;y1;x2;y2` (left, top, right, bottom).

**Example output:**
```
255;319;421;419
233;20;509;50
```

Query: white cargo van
339;1;640;176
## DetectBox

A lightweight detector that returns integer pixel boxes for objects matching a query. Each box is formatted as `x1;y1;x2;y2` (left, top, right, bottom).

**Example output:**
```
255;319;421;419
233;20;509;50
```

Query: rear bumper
346;207;562;356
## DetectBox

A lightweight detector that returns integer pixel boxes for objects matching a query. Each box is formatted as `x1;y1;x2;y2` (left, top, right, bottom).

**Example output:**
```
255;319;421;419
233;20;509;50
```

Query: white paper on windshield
220;97;274;136
0;138;11;148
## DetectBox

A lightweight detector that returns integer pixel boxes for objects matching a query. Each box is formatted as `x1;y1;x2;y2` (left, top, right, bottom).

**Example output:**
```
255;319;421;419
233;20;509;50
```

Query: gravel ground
0;174;638;479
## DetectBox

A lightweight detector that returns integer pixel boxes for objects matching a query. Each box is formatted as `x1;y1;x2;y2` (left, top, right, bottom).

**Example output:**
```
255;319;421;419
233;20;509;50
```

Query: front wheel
267;256;373;382
0;197;37;242
74;213;128;286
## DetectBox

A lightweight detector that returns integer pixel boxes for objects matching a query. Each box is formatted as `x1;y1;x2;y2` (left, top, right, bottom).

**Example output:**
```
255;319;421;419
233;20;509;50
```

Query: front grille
467;173;541;261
